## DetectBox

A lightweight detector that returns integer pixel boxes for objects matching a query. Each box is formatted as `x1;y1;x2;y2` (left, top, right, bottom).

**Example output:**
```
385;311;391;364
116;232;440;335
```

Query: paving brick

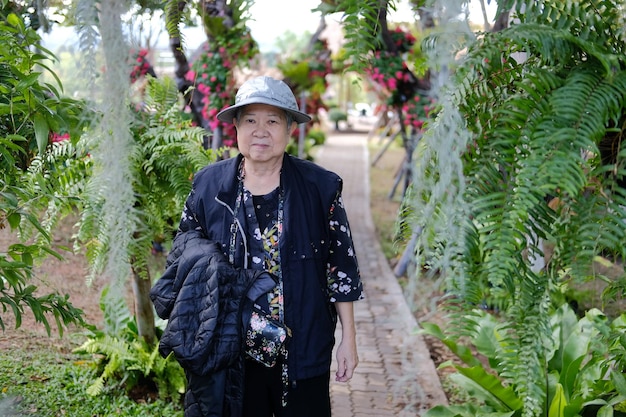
319;132;448;416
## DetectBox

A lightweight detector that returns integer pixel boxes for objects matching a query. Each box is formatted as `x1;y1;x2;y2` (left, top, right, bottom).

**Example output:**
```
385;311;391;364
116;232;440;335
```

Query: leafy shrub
328;108;348;130
73;287;185;402
421;304;626;416
0;12;87;335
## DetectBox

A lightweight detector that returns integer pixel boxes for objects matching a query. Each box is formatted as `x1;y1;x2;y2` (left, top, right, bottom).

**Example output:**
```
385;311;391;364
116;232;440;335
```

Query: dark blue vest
189;153;344;381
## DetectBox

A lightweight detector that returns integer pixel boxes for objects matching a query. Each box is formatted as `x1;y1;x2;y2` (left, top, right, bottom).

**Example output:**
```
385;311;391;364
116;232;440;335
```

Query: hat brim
216;97;312;124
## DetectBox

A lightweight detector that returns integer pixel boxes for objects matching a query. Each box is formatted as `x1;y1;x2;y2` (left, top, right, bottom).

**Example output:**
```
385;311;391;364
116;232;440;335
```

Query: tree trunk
491;8;511;32
477;0;491;31
131;264;156;345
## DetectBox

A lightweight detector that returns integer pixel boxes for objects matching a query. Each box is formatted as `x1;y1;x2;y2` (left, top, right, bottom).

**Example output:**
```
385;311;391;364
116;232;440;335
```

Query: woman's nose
253;125;269;136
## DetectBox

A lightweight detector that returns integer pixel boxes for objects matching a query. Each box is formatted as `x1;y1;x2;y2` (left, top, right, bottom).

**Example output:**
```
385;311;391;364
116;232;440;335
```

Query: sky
246;0;324;51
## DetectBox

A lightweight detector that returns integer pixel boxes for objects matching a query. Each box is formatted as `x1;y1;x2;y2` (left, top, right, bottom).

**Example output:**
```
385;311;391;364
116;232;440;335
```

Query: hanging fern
337;0;385;73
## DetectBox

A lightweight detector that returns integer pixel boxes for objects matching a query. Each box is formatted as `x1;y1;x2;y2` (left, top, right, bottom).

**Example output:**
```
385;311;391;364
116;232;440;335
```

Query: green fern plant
30;75;218;345
17;73;217;405
36;75;216;398
334;0;382;73
74;287;185;401
408;0;626;416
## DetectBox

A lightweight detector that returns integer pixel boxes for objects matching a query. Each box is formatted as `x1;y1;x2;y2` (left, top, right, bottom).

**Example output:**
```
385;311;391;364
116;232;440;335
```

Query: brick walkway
315;132;448;416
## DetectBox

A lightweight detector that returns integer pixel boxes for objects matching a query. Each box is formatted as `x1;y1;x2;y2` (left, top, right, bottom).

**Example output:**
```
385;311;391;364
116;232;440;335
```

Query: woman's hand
335;302;358;382
335;337;358;382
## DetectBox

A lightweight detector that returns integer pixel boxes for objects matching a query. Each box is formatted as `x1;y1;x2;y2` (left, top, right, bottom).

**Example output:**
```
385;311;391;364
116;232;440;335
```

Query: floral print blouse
242;185;363;318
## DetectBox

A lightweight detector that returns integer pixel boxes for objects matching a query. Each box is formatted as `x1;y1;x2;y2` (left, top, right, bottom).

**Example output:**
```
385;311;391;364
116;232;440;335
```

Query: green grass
0;349;183;416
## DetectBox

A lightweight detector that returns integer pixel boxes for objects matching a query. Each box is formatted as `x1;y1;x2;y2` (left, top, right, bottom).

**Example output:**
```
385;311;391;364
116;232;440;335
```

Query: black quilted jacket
150;230;270;417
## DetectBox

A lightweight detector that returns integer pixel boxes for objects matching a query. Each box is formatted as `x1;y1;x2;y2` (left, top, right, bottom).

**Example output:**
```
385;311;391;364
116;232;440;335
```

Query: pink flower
50;132;70;143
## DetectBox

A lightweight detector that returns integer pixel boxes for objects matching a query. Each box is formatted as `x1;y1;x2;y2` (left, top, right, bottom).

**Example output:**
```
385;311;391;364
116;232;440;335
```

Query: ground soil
0;219;106;353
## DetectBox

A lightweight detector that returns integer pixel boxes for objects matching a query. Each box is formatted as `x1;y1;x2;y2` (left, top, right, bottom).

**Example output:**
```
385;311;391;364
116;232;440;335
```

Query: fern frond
86;376;105;396
412;2;626;415
517;0;626;58
341;0;384;73
75;314;185;401
164;0;185;43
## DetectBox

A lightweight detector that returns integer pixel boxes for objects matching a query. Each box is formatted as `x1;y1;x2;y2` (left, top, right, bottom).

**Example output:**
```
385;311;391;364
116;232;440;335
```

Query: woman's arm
334;301;358;382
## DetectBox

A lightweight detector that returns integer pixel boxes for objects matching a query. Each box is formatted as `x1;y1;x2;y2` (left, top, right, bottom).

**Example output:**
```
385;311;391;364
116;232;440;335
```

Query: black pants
242;360;331;417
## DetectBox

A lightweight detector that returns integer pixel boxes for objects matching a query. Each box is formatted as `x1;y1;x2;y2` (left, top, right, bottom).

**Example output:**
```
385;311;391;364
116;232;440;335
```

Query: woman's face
234;103;296;165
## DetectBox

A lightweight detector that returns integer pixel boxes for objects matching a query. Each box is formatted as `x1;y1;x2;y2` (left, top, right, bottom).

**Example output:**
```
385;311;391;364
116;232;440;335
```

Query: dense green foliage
0;12;87;335
47;75;216;394
73;75;216;283
422;305;626;416
408;0;626;415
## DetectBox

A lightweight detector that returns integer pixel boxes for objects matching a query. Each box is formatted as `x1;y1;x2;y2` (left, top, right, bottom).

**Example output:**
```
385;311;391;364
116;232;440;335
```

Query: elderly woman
151;76;363;417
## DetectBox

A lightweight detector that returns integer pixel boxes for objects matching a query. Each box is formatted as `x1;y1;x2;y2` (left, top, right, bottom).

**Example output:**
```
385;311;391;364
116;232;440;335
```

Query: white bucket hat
216;76;312;124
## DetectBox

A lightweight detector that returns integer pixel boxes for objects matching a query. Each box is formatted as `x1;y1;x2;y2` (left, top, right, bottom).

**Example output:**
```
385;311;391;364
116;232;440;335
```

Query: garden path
317;130;448;416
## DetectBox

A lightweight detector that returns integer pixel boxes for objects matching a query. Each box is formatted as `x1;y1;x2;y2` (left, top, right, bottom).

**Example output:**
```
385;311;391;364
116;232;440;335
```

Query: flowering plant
305;39;334;85
185;46;231;124
49;132;70;143
388;26;417;54
366;51;409;94
366;27;434;131
278;39;333;131
185;30;257;147
129;48;155;83
401;93;436;130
